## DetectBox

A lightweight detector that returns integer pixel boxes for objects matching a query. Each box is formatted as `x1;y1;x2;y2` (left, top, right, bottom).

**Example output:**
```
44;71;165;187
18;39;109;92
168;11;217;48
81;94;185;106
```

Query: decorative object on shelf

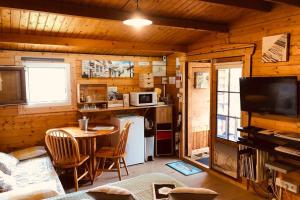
168;77;176;85
82;60;134;78
194;72;209;89
107;86;118;101
154;88;162;102
161;77;168;85
139;73;154;88
123;94;129;107
262;33;289;63
152;61;166;77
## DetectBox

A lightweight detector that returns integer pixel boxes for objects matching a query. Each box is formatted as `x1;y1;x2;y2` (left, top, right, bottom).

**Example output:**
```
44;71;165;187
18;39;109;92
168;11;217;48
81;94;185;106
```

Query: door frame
181;45;255;171
184;61;213;169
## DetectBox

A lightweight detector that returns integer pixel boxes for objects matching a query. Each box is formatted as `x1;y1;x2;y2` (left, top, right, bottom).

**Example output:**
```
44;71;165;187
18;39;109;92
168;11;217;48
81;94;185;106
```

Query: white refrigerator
111;115;145;166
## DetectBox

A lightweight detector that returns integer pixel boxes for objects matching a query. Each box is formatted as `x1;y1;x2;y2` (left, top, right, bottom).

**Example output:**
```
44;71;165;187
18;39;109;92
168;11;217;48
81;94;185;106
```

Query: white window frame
215;61;243;142
24;61;71;107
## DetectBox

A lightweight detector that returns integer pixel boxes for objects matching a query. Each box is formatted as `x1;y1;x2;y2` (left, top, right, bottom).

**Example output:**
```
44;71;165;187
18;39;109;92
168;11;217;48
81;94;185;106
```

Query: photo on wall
194;72;209;89
82;60;134;78
262;33;289;63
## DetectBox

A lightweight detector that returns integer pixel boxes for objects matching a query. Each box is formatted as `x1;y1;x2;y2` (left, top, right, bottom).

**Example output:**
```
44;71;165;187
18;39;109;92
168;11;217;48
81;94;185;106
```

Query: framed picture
262;33;289;63
194;72;209;89
152;61;166;77
82;60;134;78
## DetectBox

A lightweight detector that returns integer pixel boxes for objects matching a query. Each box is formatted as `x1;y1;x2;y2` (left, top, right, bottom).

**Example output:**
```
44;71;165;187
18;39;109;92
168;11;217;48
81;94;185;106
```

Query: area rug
166;161;202;176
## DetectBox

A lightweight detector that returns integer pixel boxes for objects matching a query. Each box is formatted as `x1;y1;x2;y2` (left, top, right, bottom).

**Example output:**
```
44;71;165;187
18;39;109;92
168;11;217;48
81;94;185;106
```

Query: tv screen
240;76;298;117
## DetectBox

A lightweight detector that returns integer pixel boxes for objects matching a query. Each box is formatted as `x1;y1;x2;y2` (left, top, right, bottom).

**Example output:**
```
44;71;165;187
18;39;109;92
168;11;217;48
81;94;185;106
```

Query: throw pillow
9;146;47;161
0;153;19;175
0;170;16;193
168;187;218;200
87;185;137;200
0;180;59;199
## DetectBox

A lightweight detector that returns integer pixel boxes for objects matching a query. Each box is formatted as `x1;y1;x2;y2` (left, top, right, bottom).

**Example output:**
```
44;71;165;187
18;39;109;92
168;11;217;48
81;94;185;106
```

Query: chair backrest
114;121;132;156
45;129;81;166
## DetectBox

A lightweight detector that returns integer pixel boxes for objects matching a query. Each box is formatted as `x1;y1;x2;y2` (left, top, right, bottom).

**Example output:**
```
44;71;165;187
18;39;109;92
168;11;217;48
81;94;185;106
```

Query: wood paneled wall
0;50;163;152
188;4;300;199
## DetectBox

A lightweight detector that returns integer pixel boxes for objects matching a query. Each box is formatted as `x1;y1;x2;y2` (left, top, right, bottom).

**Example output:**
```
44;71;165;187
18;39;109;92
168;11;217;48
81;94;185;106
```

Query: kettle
145;118;154;130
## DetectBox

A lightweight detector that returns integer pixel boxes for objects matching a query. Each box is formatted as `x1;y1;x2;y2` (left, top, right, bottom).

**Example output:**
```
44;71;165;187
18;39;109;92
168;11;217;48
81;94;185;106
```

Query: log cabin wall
188;4;300;200
0;50;164;152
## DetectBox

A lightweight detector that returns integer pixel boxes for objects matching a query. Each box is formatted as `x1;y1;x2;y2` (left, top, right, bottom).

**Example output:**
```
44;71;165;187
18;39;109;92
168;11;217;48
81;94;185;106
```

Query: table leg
91;138;97;183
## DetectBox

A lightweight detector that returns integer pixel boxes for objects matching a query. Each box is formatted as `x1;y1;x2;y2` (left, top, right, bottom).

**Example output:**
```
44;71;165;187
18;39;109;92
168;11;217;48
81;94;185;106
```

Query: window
216;62;242;142
24;62;71;106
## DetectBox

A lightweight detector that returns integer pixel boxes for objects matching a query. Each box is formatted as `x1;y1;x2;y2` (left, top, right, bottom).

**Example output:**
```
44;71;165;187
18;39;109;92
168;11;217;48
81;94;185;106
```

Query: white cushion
0;171;16;193
0;180;59;200
168;187;218;200
0;153;19;175
9;146;47;161
87;185;137;200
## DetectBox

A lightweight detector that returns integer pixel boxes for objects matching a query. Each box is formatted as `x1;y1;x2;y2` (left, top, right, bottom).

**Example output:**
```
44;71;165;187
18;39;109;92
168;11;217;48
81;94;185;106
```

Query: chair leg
85;162;92;184
74;167;78;192
102;157;106;170
122;157;129;175
115;158;121;181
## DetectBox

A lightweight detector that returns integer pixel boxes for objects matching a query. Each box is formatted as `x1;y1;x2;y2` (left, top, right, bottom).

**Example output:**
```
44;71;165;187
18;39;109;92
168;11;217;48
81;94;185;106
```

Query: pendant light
123;0;152;28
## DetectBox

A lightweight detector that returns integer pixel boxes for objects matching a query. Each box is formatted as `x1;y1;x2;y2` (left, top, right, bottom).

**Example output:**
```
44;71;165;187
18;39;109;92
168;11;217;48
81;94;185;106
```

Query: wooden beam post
265;0;300;7
0;33;187;54
0;0;228;32
200;0;273;12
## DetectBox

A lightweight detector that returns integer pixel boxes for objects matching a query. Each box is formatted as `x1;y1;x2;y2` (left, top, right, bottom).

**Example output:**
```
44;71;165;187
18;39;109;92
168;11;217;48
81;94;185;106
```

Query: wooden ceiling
0;0;299;56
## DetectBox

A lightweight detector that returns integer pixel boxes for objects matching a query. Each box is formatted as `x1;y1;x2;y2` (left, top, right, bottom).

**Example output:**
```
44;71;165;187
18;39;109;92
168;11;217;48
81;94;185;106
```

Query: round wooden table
61;126;119;182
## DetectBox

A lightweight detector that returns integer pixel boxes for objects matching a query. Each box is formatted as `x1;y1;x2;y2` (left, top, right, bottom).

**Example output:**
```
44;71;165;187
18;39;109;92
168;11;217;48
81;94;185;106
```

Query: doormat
196;157;210;166
166;161;203;176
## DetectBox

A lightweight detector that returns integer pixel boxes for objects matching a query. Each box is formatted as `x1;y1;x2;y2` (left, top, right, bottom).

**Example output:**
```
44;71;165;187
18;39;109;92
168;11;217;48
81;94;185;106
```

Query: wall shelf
78;104;169;113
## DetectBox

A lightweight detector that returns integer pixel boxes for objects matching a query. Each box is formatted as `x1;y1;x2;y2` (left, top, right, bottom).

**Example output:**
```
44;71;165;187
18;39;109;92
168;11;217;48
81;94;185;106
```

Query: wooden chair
45;129;91;191
95;122;132;181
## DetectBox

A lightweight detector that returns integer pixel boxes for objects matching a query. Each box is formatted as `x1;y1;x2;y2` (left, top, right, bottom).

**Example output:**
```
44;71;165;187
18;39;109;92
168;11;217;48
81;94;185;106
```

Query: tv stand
237;126;300;161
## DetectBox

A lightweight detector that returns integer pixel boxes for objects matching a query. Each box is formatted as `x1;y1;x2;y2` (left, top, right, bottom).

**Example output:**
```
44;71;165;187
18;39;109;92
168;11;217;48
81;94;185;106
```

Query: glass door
216;63;242;142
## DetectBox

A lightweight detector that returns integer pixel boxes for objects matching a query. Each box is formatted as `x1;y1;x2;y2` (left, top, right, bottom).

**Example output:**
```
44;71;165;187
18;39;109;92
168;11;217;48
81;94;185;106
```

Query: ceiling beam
200;0;273;12
0;0;228;32
0;33;187;53
265;0;300;7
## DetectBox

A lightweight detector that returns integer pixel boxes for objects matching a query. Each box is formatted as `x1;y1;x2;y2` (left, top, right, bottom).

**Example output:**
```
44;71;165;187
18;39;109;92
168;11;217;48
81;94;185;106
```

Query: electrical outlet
276;178;299;193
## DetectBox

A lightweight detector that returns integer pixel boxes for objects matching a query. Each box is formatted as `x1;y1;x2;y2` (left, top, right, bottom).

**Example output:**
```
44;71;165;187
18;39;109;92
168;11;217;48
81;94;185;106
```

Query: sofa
0;147;65;200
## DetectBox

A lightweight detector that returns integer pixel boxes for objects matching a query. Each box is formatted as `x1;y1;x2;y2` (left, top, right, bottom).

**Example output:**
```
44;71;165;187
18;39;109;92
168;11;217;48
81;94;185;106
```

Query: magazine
152;183;176;200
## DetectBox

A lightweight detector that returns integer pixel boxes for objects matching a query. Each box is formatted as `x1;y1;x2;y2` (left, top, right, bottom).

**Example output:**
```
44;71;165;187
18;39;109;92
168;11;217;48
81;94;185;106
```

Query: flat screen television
240;76;298;117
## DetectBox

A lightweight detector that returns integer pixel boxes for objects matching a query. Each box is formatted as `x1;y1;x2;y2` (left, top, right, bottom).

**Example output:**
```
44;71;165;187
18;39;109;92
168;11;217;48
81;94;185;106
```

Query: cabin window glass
24;62;71;106
216;63;242;142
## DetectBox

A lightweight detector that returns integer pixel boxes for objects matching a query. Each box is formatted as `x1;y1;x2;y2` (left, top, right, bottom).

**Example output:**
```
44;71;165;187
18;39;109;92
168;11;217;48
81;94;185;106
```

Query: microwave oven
130;92;157;106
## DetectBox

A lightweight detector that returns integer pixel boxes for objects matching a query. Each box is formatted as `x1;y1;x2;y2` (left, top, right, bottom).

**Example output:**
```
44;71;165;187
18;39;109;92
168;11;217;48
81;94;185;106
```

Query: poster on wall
152;61;166;77
82;60;134;78
262;33;289;63
194;72;209;89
